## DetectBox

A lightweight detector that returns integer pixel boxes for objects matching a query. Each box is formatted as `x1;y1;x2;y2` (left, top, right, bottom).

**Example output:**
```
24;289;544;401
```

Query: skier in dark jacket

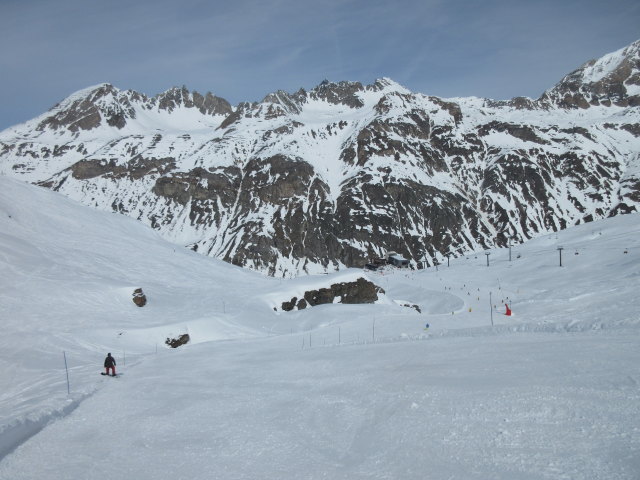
104;353;116;376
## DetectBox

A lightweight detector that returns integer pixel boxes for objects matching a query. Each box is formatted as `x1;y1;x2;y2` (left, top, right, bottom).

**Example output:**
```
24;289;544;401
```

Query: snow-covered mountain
1;40;639;276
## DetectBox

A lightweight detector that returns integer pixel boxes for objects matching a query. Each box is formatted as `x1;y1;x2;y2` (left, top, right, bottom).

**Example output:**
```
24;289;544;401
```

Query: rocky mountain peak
152;86;232;116
24;84;233;136
309;80;366;108
260;90;304;116
541;39;640;109
36;83;136;133
369;77;410;94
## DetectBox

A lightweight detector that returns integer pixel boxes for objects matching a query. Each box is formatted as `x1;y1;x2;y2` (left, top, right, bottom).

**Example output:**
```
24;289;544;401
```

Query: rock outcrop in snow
280;277;383;311
1;41;639;276
132;288;147;307
165;333;190;348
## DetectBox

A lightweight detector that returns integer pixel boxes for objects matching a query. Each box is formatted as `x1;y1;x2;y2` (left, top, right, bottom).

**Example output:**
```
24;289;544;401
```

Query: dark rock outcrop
153;86;232;116
310;80;365;108
165;333;190;348
400;303;422;313
132;288;147;307
280;278;383;311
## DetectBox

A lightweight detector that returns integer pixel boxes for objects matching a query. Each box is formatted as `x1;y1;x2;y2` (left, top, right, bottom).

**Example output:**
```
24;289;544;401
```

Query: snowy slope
1;177;639;479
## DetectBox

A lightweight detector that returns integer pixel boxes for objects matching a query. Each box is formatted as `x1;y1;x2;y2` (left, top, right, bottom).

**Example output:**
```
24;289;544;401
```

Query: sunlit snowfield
1;177;639;479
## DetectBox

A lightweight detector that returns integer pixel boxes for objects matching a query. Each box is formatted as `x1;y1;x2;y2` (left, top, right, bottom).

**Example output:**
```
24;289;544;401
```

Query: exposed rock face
154;86;233;116
310;80;366;108
165;333;190;348
132;288;147;307
399;303;421;313
1;41;639;277
280;278;383;311
37;84;133;133
540;41;640;109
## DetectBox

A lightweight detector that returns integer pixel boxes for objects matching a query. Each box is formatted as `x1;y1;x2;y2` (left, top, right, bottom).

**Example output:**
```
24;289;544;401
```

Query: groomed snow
1;177;639;479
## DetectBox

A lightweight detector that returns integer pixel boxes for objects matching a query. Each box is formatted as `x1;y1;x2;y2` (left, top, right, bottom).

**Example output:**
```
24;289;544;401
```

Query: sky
0;0;639;131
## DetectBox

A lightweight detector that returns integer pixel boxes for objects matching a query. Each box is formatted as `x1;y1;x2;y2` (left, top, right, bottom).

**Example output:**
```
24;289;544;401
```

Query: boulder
165;333;190;348
132;288;147;307
281;297;298;312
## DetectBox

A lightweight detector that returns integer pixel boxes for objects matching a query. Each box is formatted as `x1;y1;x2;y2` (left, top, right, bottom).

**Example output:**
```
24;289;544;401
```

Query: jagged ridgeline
1;40;639;276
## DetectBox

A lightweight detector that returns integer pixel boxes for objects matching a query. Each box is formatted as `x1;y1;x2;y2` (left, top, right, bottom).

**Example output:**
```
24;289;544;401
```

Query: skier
104;353;116;376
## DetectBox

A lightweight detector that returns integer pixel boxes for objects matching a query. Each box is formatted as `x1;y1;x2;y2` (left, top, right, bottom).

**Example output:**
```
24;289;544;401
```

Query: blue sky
0;0;638;130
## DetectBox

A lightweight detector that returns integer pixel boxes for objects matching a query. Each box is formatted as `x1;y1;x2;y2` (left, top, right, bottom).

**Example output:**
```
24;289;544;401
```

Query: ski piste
1;176;639;479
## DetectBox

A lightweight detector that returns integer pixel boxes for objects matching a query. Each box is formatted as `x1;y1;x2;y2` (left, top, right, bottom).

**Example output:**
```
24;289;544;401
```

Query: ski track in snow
0;392;93;464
